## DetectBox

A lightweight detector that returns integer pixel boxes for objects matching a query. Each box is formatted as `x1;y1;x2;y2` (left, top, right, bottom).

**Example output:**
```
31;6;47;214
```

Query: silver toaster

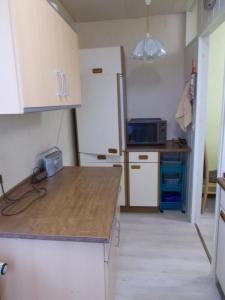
42;147;63;177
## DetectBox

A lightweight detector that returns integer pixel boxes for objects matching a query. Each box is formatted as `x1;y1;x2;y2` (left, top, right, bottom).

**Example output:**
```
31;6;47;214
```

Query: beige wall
77;14;186;139
206;22;225;170
0;110;76;193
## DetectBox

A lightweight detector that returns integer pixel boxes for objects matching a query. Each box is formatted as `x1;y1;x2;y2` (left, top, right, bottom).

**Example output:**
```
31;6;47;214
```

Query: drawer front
129;152;159;163
220;189;225;211
80;153;124;164
216;208;225;293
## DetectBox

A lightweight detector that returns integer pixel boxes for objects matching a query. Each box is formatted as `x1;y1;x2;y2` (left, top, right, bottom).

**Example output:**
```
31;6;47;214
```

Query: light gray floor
198;198;216;256
115;212;221;300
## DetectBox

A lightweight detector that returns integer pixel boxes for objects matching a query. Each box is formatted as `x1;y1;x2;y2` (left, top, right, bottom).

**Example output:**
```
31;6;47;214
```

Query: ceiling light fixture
131;0;167;62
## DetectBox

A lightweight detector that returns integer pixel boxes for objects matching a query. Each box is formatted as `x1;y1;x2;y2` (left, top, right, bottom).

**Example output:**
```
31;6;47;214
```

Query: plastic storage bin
162;191;181;203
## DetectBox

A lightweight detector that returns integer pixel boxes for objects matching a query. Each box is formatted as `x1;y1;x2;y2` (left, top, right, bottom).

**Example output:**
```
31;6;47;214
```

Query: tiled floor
198;198;216;256
115;212;221;300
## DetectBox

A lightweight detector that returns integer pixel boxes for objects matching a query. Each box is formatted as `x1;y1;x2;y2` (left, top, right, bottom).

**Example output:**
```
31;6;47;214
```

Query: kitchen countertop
0;167;122;243
217;177;225;191
126;140;191;153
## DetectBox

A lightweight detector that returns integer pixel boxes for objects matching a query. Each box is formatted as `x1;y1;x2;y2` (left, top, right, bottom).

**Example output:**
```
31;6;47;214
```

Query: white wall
184;38;199;222
77;14;186;139
0;110;76;193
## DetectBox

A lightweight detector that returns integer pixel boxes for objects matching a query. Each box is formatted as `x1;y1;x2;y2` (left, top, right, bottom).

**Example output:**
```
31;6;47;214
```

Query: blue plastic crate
162;191;181;203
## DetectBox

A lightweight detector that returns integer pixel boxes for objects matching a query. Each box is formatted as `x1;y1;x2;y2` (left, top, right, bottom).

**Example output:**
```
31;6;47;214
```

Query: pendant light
131;0;167;62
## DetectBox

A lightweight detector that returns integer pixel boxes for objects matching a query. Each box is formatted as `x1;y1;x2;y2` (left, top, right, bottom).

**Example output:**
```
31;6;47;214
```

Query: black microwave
127;118;167;145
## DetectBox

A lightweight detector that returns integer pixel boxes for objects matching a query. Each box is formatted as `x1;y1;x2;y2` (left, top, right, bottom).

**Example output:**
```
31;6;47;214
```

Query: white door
216;208;225;293
129;163;159;207
77;74;121;156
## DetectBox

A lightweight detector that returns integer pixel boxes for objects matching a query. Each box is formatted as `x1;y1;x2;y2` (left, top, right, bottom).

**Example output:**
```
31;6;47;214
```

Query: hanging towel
175;81;192;132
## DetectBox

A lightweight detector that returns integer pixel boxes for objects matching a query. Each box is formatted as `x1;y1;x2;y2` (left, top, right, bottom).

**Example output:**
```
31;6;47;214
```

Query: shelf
161;184;182;192
160;202;184;210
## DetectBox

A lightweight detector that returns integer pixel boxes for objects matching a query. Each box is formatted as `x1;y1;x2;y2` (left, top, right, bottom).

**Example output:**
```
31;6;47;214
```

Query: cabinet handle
56;70;63;97
115;220;120;248
108;148;118;154
61;71;68;97
113;164;121;168
139;155;148;160
92;68;103;74
220;210;225;223
65;72;69;97
131;165;141;170
97;155;106;160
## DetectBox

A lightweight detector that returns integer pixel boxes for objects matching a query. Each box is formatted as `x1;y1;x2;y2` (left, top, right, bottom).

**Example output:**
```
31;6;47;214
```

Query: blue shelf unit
160;154;186;212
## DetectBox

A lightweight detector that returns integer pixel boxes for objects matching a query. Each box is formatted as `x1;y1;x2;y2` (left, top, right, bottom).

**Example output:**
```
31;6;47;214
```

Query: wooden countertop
0;167;122;243
217;178;225;191
126;140;191;153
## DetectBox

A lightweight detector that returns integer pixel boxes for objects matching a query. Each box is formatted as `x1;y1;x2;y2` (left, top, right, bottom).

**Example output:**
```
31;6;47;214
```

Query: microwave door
146;123;157;144
128;122;158;145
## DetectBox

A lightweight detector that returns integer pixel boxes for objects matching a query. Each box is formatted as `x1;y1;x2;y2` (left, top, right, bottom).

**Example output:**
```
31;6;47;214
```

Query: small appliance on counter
127;118;167;146
42;147;63;177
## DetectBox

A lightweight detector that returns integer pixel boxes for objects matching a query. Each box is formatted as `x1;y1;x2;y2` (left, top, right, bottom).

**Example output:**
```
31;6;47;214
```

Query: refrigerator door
77;73;121;156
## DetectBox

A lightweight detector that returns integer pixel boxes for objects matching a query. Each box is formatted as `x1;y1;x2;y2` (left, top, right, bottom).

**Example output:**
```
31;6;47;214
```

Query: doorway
195;22;225;260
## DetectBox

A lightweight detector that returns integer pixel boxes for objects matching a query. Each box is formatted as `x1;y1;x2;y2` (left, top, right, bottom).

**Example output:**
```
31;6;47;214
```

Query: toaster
42;147;63;177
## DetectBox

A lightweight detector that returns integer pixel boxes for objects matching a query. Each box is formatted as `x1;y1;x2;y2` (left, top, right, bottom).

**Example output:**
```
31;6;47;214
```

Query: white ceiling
60;0;195;23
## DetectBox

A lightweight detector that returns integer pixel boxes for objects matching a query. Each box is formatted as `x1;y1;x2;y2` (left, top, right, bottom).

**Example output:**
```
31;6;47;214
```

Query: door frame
190;18;225;271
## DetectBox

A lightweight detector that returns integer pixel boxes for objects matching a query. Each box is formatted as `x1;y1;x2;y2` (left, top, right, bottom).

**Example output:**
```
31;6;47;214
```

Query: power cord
0;172;47;217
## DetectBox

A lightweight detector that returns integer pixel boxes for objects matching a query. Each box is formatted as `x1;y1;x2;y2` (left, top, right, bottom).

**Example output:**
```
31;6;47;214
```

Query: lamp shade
131;33;167;62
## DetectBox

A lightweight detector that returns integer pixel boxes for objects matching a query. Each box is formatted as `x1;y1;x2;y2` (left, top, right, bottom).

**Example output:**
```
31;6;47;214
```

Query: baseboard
120;206;159;213
195;224;211;263
216;279;225;300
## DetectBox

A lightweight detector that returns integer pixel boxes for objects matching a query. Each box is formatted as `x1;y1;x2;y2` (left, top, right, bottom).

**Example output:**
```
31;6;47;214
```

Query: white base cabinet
216;187;225;294
128;152;159;207
79;153;126;206
0;201;120;300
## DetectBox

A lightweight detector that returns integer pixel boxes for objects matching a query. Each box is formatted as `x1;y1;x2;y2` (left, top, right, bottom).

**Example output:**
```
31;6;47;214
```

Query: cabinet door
10;0;61;109
77;74;121;156
216;209;225;293
129;163;159;207
55;12;81;106
104;199;120;300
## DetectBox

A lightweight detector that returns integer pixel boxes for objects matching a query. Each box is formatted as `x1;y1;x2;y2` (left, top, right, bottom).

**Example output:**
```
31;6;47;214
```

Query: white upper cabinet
55;10;81;107
0;0;81;114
